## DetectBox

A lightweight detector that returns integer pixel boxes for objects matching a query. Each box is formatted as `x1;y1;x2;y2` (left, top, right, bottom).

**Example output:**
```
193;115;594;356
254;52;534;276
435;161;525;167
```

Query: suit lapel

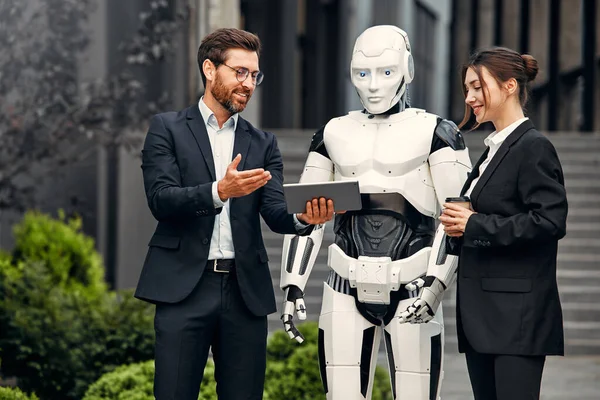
232;117;251;168
469;119;535;203
460;147;490;196
186;105;216;181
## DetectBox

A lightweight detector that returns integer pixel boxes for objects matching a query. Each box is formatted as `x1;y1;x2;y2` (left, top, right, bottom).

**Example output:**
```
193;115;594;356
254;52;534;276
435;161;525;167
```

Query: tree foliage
0;0;188;211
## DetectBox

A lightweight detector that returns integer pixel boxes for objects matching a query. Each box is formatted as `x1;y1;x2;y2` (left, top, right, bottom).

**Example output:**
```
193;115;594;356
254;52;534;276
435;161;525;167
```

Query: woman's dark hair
197;28;262;87
459;46;539;129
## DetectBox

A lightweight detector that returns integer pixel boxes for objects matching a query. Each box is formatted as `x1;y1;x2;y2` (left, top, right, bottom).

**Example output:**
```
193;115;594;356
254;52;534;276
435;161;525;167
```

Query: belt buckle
213;259;229;273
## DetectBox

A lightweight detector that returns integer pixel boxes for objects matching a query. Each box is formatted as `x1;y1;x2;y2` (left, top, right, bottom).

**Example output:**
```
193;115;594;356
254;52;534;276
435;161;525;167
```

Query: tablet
283;180;362;214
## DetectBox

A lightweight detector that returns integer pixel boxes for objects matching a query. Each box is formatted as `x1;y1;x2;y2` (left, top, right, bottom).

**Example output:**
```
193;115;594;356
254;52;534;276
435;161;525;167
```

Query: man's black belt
206;259;235;273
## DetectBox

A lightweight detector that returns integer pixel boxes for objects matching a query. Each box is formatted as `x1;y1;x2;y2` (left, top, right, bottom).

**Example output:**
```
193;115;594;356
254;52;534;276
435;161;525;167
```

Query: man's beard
211;74;252;114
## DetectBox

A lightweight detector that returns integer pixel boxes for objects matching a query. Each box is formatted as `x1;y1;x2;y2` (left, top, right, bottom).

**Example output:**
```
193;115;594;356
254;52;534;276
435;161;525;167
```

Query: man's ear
505;77;518;96
203;59;215;84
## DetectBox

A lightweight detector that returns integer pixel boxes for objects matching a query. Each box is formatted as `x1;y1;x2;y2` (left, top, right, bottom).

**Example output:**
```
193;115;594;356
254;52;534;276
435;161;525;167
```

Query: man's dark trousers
154;263;267;400
465;349;545;400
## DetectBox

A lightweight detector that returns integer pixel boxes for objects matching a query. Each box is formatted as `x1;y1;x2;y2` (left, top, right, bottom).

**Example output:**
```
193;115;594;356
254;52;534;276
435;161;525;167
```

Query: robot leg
318;283;382;400
384;298;444;400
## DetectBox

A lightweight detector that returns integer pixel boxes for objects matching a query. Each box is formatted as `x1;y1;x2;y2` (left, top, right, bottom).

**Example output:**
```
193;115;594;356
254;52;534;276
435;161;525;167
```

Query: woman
439;47;568;400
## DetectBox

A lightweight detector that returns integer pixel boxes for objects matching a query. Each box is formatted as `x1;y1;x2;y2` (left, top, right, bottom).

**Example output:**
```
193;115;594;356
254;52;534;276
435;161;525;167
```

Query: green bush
10;210;106;298
0;387;38;400
92;290;155;371
83;360;214;400
84;322;393;400
0;212;155;400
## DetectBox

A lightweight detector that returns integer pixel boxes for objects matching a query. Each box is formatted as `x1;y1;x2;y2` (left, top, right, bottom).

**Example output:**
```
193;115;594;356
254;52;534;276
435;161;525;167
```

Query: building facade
448;0;599;132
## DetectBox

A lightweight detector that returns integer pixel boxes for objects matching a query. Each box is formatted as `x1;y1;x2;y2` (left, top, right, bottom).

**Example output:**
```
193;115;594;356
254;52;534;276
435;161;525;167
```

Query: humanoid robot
280;26;472;399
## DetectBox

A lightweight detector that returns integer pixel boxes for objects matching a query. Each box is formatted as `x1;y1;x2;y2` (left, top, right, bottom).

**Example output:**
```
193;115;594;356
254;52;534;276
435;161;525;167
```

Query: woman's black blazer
456;119;568;356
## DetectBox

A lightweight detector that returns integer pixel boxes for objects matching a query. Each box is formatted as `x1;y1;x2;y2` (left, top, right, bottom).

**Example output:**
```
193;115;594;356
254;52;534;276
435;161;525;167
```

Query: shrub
10;210;106;298
0;387;38;400
83;360;214;400
0;212;155;400
93;290;155;371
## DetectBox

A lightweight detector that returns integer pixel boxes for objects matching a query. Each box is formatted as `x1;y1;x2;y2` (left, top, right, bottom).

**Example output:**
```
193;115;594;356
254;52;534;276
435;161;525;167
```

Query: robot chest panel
325;119;433;177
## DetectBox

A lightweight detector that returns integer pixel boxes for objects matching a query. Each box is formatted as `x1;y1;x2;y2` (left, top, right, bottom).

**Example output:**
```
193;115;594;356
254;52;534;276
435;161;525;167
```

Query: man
135;28;334;400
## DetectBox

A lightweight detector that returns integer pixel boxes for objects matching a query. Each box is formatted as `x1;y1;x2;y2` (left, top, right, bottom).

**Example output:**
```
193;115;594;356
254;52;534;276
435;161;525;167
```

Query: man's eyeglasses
220;63;264;86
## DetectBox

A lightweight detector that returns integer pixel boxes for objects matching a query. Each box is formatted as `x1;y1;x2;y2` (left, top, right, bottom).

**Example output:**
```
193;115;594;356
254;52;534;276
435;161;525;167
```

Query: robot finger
281;314;305;343
398;304;418;323
405;277;426;292
282;300;296;317
295;298;307;320
412;299;429;316
407;300;428;322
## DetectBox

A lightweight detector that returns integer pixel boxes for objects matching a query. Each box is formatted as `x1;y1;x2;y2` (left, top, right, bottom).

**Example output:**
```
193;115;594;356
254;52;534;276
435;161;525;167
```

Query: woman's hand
439;203;476;237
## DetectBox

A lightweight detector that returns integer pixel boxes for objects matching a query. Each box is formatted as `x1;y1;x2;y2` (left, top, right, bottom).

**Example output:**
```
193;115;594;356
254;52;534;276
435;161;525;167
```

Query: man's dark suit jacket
456;119;568;356
134;105;304;316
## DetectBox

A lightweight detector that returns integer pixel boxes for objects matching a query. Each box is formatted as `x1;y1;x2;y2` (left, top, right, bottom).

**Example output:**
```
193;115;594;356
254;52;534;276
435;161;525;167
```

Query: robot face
350;26;413;114
351;49;405;114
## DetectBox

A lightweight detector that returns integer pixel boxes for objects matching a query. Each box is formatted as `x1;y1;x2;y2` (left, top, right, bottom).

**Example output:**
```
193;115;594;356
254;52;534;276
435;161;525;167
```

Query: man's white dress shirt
199;97;308;260
466;117;529;196
199;97;238;260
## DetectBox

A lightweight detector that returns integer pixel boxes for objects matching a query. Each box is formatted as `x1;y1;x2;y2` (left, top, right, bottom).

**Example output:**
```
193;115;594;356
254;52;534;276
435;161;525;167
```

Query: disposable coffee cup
444;196;470;255
445;196;472;210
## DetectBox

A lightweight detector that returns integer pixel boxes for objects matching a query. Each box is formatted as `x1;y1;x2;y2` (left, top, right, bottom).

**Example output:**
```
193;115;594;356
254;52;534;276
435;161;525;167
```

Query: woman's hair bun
521;54;539;82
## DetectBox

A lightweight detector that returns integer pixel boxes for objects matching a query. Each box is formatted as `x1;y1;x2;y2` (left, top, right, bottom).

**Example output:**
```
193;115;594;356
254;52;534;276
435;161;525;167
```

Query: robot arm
281;128;334;342
427;118;471;287
399;119;472;324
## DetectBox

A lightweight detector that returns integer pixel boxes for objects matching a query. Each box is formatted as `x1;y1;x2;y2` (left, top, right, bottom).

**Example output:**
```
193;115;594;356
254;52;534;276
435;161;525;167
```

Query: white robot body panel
426;225;459;288
301;151;335;182
386;298;444;400
280;225;326;291
319;283;444;399
327;243;430;304
323;110;440;217
429;146;472;208
319;283;383;400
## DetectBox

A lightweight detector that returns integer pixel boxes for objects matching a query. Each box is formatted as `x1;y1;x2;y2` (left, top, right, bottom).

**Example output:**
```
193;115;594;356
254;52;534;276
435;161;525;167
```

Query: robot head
350;25;414;114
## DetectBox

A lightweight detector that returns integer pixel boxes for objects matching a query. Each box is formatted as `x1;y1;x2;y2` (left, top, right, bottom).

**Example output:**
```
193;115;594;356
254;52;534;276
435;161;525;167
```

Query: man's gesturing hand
217;154;271;201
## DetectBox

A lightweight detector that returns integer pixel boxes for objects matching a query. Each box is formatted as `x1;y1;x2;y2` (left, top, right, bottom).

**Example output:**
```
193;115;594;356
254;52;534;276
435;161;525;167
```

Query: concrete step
559;237;600;248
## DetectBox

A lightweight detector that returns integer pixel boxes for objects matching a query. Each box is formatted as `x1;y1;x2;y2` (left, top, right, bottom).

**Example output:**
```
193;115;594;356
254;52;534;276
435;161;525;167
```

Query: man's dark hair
197;28;262;87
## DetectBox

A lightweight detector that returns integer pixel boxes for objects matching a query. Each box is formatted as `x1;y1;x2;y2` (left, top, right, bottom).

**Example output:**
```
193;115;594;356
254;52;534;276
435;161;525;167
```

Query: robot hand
281;285;307;343
398;276;446;324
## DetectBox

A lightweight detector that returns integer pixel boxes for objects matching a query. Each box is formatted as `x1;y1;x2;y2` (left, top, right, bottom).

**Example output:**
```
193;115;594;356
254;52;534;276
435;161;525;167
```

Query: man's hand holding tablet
296;197;336;225
284;181;362;222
